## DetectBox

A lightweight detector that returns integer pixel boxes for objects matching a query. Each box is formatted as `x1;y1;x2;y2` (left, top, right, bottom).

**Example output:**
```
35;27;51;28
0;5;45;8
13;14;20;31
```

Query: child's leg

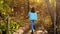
30;20;35;34
31;30;34;34
32;20;35;29
33;24;35;29
30;20;35;31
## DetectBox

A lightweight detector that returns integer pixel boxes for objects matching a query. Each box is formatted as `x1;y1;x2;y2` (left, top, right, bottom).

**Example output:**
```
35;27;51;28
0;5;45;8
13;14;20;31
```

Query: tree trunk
45;0;56;34
45;0;54;23
56;0;60;34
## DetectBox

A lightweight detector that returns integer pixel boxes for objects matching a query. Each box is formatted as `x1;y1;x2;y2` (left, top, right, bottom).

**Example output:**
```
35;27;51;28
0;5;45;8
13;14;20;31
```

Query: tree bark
45;0;56;34
56;0;60;34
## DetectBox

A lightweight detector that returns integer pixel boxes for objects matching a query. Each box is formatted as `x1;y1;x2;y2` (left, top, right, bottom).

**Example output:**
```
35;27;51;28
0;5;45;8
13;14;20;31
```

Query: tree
56;0;60;34
45;0;56;34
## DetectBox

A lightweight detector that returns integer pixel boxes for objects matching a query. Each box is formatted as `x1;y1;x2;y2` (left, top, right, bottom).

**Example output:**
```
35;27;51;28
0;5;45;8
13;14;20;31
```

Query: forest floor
13;23;48;34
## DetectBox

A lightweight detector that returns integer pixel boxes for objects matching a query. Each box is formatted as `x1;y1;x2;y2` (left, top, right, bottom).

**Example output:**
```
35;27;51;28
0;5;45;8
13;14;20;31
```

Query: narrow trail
13;23;48;34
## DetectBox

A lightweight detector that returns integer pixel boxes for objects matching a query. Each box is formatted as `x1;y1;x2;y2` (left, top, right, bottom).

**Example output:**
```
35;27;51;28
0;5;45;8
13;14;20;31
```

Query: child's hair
31;7;35;13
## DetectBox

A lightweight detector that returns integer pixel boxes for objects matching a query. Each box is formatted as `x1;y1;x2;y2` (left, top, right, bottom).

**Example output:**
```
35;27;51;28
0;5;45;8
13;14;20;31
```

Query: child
28;7;37;34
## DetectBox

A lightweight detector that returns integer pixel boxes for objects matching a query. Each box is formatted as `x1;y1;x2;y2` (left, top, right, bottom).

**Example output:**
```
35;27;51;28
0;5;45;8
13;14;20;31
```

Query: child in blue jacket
28;7;37;34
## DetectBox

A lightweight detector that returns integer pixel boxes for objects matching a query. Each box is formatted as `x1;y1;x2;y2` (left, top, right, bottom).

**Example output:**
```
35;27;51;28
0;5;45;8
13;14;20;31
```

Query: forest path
13;23;48;34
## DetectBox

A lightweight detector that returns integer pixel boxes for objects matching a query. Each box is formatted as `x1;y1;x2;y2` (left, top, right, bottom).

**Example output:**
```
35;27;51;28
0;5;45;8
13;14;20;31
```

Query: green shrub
10;19;23;34
0;20;6;34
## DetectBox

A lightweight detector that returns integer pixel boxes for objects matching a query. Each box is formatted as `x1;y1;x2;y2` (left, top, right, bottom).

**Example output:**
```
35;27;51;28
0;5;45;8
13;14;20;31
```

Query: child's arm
26;12;29;19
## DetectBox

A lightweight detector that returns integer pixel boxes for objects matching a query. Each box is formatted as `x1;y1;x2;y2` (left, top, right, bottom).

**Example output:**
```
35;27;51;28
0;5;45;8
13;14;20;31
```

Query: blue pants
30;20;35;30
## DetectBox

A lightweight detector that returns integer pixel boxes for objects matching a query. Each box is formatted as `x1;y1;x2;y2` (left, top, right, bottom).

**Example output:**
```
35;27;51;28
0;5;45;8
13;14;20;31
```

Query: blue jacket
28;11;37;20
